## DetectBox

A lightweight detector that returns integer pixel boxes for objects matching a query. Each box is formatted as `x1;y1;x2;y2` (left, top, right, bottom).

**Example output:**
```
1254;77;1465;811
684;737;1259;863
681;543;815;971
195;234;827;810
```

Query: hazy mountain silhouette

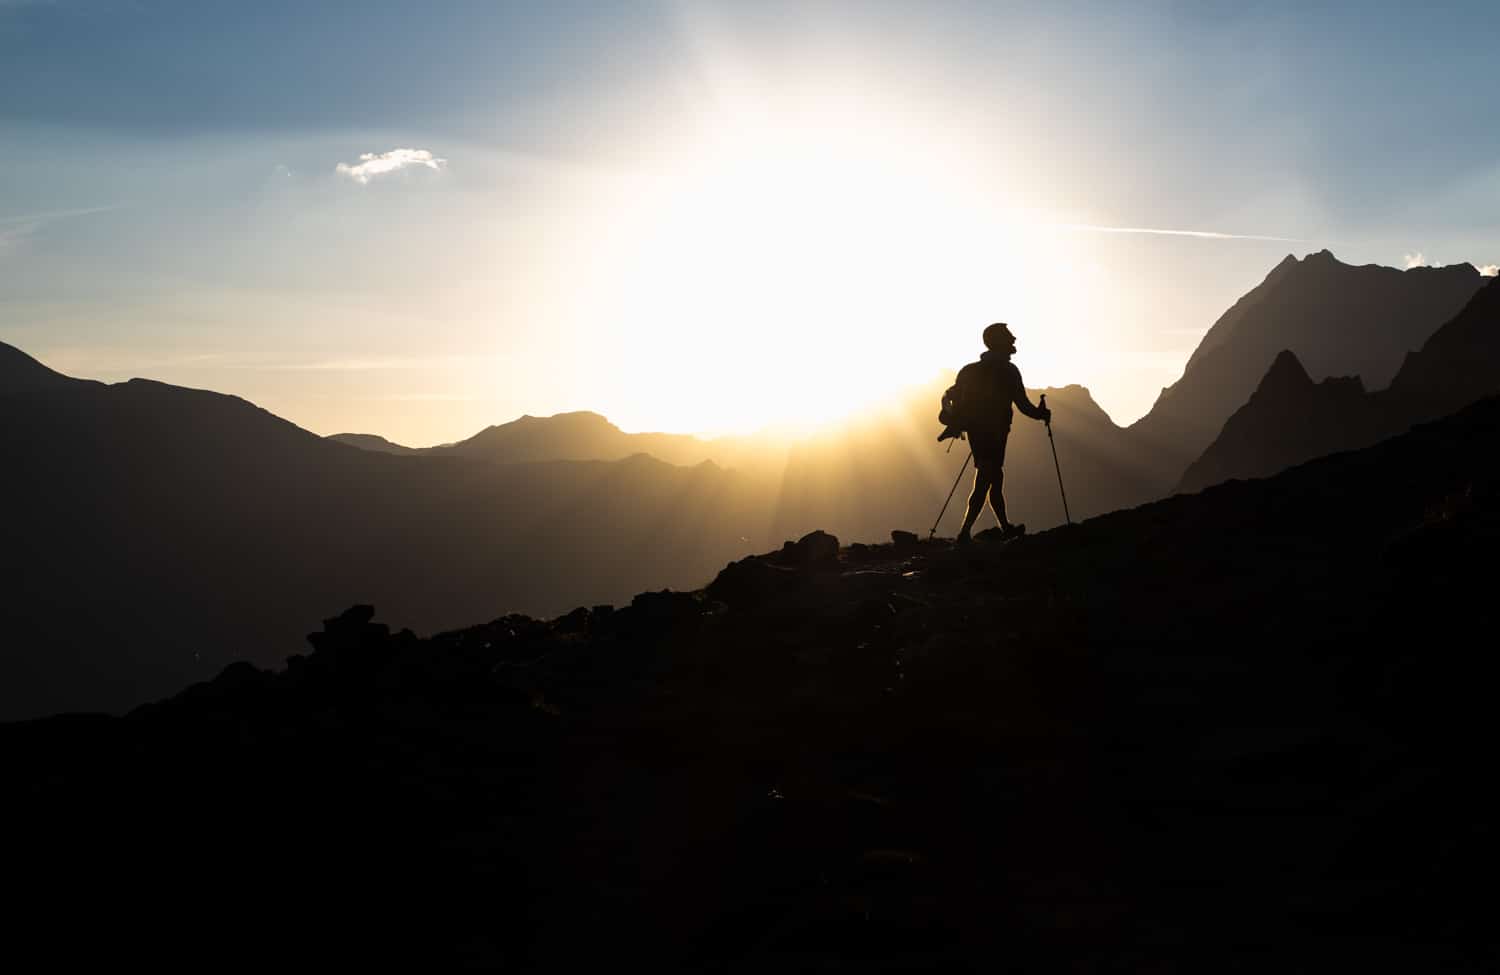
436;410;720;465
334;410;778;469
10;392;1498;970
0;349;769;719
1179;276;1500;493
326;431;423;454
1128;250;1484;485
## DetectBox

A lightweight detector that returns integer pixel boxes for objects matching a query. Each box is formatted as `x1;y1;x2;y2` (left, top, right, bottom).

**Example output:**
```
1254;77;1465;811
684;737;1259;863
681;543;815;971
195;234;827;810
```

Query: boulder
707;556;799;608
628;589;702;628
777;530;840;567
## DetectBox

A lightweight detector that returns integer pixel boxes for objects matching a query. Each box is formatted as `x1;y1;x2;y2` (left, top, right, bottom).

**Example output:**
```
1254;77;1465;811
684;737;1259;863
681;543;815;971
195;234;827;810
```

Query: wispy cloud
25;347;226;379
247;355;470;372
1060;223;1304;242
335;148;447;185
0;204;121;257
370;393;480;402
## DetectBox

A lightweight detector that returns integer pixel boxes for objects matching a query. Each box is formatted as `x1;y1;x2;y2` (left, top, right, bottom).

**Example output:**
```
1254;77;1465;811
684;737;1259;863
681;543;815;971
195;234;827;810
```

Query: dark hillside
0;339;93;394
9;394;1499;971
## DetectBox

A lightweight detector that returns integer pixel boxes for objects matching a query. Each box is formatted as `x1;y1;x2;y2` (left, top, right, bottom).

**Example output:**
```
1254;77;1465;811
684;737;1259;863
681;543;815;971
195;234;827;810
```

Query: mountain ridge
1178;275;1500;493
1127;250;1484;491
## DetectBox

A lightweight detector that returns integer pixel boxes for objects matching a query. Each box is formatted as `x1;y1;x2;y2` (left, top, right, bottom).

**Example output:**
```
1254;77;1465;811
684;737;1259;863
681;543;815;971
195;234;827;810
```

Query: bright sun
554;92;1108;436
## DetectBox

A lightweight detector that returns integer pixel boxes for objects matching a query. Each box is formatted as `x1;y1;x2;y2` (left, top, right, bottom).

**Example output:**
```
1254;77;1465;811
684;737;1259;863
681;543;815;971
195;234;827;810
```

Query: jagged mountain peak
1255;349;1313;393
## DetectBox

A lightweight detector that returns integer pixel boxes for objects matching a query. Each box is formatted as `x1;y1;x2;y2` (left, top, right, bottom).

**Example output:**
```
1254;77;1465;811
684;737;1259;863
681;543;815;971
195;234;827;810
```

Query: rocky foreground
9;398;1500;972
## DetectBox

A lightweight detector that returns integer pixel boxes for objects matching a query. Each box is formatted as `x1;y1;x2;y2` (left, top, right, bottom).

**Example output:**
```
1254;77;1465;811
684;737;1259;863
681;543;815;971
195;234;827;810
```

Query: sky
2;0;1496;444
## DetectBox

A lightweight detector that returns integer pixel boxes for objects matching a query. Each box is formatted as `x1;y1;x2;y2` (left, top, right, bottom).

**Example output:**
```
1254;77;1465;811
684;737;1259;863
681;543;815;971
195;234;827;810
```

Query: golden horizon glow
526;80;1122;438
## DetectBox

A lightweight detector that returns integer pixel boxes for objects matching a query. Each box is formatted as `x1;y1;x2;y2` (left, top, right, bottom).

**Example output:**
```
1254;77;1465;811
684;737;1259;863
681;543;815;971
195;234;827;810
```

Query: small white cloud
1479;264;1498;277
335;148;447;185
1403;252;1431;269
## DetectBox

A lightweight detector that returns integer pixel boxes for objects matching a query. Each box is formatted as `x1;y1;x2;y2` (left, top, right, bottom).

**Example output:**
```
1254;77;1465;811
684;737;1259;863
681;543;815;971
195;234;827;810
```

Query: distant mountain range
0;357;768;719
332;410;783;470
4;251;1498;718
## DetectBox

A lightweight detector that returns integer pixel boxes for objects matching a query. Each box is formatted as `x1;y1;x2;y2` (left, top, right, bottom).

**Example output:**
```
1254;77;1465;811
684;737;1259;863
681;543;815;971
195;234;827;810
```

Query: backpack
937;381;966;442
939;359;1015;442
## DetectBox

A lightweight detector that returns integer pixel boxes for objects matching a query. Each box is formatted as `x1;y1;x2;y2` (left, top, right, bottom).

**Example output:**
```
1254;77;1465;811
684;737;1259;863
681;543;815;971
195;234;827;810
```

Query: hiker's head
983;323;1017;355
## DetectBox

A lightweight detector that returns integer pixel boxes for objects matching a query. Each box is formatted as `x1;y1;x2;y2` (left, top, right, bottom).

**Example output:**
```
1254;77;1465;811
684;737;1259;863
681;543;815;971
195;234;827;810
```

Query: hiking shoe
955;530;973;546
1000;522;1026;540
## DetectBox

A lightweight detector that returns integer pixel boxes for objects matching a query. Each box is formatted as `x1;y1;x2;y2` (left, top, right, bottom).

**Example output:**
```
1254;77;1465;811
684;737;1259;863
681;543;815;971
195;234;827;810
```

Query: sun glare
550;91;1112;436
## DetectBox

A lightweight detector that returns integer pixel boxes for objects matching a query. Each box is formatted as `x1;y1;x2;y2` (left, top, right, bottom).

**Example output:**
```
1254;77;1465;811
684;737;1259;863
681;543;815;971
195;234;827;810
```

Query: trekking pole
930;449;973;539
1040;394;1072;526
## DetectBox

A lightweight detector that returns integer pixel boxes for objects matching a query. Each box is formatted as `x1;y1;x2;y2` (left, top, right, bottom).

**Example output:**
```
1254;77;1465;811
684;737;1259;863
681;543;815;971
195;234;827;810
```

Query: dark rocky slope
9;394;1499;972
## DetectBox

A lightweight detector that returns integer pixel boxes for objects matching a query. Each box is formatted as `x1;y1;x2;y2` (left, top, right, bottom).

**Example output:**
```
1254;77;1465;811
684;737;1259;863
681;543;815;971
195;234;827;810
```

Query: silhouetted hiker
940;323;1050;544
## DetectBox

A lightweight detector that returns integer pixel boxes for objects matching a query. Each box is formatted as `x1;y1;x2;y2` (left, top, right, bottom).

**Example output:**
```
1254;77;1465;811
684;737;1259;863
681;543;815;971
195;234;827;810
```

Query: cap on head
983;322;1015;350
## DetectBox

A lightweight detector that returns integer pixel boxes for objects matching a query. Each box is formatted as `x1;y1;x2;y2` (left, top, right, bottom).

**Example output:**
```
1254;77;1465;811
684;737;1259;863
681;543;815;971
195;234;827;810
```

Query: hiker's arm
1010;368;1049;421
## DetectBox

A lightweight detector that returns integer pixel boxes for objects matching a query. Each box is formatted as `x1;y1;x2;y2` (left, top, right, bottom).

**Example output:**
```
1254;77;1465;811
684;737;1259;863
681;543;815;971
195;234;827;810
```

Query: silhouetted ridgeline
8;394;1499;970
332;409;785;470
5;252;1496;718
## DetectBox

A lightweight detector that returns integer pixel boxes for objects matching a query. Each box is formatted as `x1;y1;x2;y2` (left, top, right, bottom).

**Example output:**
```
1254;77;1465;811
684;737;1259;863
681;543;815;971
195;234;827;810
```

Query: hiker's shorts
971;430;1009;478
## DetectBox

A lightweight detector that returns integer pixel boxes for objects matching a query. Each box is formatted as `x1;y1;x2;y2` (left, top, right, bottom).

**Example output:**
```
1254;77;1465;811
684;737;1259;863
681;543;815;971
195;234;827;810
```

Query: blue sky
2;1;1496;440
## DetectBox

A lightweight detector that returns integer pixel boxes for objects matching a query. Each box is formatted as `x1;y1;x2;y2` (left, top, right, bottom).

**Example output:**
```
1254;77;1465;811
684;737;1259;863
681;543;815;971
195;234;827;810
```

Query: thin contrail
1059;223;1305;243
0;204;124;227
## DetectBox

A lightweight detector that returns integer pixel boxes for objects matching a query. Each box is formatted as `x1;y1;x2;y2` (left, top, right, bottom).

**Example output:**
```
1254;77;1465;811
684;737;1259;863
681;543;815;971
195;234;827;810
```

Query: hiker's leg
960;470;991;537
988;468;1010;529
